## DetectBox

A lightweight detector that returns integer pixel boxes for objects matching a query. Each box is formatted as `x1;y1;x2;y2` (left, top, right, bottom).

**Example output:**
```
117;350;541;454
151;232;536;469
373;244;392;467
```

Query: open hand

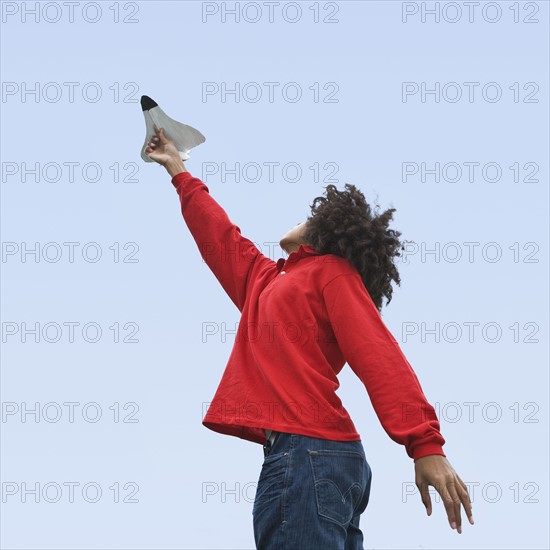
144;127;181;167
414;454;474;534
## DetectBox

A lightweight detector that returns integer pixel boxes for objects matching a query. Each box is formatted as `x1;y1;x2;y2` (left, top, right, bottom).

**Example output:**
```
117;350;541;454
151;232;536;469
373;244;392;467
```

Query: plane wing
140;95;206;163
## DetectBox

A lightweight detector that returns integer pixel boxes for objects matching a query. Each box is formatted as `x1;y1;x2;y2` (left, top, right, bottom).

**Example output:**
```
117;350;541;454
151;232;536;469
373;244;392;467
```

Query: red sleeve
322;272;446;461
171;171;275;311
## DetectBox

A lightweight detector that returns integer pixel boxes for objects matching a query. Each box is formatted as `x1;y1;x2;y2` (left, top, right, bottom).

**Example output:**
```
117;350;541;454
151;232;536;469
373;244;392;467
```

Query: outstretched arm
322;272;446;460
322;272;473;533
145;127;275;311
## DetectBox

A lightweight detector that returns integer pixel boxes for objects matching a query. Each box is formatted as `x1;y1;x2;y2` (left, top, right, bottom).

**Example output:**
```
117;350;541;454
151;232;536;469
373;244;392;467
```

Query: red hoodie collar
276;244;320;272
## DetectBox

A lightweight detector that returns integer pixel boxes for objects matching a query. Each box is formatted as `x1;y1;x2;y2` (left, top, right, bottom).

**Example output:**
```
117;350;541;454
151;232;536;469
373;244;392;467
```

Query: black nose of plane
141;95;158;111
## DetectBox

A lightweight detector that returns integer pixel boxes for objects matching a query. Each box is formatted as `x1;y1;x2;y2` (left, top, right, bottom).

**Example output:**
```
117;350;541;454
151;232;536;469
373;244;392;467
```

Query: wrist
165;158;187;178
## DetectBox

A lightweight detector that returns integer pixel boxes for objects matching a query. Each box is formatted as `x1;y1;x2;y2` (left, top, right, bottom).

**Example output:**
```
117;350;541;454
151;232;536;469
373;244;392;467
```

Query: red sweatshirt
171;171;446;461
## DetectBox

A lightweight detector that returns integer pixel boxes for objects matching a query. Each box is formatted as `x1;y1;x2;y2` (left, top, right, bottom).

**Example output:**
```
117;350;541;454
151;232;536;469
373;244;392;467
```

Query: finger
454;474;474;524
418;481;432;516
457;476;468;494
448;483;463;533
457;479;474;525
440;482;461;532
158;127;168;143
153;126;164;141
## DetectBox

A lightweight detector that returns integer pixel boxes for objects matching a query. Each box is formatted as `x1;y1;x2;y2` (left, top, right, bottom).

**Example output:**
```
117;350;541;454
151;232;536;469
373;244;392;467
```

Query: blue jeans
252;431;373;549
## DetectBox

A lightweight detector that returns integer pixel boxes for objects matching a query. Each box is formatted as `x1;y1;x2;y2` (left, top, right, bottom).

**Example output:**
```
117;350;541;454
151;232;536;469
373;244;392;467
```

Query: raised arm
322;272;446;461
146;127;275;311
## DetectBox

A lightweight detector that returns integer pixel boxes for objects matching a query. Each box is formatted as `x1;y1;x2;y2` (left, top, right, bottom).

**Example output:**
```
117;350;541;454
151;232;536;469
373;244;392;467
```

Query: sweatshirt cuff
412;443;446;462
171;170;194;188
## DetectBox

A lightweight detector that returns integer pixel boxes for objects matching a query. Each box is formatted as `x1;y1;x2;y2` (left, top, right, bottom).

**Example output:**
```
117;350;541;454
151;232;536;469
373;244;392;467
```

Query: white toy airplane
140;95;206;162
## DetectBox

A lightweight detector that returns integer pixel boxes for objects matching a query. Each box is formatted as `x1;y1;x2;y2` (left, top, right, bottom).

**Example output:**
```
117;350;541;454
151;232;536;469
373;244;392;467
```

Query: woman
145;127;474;549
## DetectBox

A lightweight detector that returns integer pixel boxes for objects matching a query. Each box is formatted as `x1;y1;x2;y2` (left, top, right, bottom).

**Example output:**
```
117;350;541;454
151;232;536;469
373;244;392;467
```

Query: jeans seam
280;434;296;526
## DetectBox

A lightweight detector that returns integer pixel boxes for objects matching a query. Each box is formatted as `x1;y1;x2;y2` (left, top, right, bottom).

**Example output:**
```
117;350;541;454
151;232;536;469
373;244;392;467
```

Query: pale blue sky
1;1;548;548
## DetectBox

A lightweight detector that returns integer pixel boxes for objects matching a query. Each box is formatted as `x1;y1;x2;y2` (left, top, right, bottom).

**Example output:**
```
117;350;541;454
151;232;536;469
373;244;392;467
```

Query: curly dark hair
301;183;407;312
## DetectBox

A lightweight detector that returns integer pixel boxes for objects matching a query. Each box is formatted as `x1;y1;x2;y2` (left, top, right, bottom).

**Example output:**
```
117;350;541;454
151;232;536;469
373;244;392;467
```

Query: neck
285;243;303;254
